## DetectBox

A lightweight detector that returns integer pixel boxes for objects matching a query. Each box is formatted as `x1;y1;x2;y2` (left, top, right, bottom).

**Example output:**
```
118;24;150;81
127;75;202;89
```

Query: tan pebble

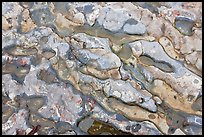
20;9;36;33
158;112;165;118
148;114;156;119
2;16;11;30
153;96;162;105
110;69;121;80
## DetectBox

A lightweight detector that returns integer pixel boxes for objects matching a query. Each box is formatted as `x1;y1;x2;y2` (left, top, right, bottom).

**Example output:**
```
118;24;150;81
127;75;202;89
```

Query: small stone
117;45;132;60
112;91;122;98
41;49;56;59
2;105;14;124
125;125;131;130
78;117;95;132
153;96;162;104
191;96;202;111
55;121;72;134
195;58;202;71
98;7;130;32
19;9;36;33
73;12;85;25
2;16;11;30
26;96;46;112
86;8;100;26
30;8;55;27
28;113;55;133
83;5;94;14
193;79;199;84
38;69;57;84
52;2;70;14
174;16;195;36
148;114;156;119
131;124;141;132
123;19;146;35
168;127;176;134
4;45;38;56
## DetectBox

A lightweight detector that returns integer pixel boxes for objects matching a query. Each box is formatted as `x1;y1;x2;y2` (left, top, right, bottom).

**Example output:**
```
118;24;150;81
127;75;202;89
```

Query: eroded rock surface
2;2;202;135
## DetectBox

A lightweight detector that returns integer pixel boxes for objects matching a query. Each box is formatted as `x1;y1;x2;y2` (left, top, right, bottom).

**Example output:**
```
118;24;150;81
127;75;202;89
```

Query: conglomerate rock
2;2;202;135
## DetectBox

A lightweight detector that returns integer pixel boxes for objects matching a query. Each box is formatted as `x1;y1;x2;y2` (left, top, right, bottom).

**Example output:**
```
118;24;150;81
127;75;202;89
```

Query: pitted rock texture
2;2;202;135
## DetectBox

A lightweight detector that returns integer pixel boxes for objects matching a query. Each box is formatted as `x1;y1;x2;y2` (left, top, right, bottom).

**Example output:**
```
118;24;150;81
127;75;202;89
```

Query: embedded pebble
28;112;56;134
4;45;38;56
41;49;56;59
123;18;146;35
97;6;130;32
195;58;202;71
2;106;15;124
52;2;70;14
174;16;195;36
26;96;46;112
37;69;58;84
131;124;141;132
117;44;132;60
30;7;55;26
78;117;95;132
55;121;73;134
191;96;202;111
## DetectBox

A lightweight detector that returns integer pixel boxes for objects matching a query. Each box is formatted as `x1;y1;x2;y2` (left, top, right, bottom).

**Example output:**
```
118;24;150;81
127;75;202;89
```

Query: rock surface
2;2;202;135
